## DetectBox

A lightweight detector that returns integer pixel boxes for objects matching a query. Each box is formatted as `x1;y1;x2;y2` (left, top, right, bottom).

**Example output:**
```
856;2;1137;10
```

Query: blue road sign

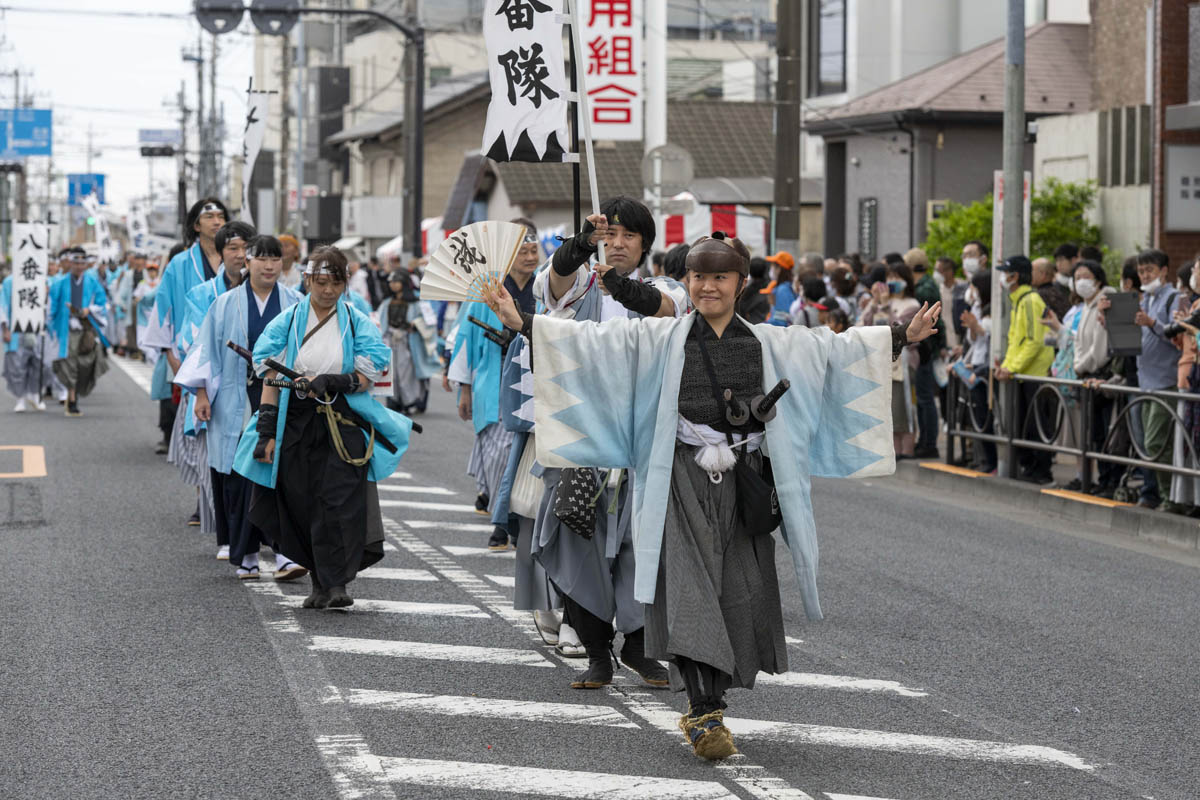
0;108;53;157
138;128;182;146
67;173;106;206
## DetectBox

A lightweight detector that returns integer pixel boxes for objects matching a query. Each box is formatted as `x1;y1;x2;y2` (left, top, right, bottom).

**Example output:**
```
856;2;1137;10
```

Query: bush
920;178;1103;265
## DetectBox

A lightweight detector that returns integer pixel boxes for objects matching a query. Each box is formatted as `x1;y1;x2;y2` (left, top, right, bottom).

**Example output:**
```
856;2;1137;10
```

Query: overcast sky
1;1;255;214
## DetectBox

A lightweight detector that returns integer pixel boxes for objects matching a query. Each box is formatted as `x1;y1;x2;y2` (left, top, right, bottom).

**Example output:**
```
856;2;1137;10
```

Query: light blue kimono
175;282;302;474
0;276;16;354
47;271;109;358
345;289;373;316
177;270;239;435
532;314;895;621
449;300;503;434
143;242;213;400
233;298;413;489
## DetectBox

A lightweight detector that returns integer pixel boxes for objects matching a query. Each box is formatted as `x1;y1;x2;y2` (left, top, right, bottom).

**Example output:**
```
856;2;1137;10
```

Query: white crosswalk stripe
299;598;489;618
377;499;480;513
308;635;555;667
375;484;457;495
404;519;493;533
754;672;927;697
334;687;640;728
440;544;515;557
374;757;740;799
355;567;438;582
486;574;516;588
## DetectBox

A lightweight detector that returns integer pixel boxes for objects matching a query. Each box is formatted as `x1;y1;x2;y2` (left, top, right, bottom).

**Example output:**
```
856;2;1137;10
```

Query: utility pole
177;81;190;227
773;0;802;254
278;36;291;234
86;123;94;173
210;33;220;198
195;31;207;197
295;20;307;244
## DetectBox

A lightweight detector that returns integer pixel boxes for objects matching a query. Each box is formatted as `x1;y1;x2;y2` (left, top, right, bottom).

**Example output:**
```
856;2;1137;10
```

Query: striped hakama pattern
466;422;514;505
166;406;217;536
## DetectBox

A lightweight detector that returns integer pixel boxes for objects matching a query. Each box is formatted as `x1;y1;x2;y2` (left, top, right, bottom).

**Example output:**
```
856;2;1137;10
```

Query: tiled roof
327;71;490;146
806;22;1090;132
494;100;775;205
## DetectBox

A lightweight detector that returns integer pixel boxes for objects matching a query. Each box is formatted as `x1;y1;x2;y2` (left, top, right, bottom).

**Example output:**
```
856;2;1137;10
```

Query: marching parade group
0;193;941;760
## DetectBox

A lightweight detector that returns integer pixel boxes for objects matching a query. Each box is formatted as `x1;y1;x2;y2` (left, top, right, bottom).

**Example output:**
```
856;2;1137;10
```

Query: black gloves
891;323;909;361
552;220;599;277
254;403;278;460
308;372;359;398
600;269;664;318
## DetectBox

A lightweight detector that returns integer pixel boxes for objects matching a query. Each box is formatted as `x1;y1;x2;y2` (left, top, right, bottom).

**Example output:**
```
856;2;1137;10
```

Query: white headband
304;260;338;276
200;203;224;215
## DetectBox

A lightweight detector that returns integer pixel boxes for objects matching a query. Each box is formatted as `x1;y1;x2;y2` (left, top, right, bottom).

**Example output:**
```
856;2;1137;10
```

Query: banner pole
567;0;605;264
567;11;581;233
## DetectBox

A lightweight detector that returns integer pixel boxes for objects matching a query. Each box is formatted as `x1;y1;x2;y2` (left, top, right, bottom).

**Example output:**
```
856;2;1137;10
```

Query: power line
0;5;190;19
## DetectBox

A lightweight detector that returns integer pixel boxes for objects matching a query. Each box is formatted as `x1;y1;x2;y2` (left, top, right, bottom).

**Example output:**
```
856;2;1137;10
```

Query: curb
890;460;1200;551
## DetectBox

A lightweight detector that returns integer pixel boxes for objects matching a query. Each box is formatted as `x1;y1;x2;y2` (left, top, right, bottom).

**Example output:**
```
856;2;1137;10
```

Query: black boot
571;643;614;689
619;628;669;687
326;585;353;609
303;574;329;609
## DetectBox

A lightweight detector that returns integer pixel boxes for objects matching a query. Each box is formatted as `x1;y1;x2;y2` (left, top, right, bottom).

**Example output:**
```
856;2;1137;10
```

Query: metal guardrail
944;373;1200;493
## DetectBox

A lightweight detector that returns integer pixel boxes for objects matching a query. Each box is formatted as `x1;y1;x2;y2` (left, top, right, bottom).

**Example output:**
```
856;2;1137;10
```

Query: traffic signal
86;216;96;226
140;145;176;157
193;1;299;36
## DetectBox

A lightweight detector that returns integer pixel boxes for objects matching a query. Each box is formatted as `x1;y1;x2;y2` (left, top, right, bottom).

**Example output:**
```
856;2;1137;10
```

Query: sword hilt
724;388;750;426
751;379;791;423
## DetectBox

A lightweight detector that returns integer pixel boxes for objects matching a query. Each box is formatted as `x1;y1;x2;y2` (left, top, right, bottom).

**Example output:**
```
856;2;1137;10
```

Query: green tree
920;178;1102;265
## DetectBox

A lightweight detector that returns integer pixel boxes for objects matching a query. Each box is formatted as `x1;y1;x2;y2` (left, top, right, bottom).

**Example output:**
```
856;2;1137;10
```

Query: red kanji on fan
588;83;637;124
587;35;635;75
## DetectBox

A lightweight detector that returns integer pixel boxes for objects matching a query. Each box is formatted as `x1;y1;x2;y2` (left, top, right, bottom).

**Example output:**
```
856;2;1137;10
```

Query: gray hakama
3;334;48;398
166;404;218;537
513;515;559;612
642;446;788;693
530;467;642;633
51;329;108;398
390;335;423;409
467;422;514;507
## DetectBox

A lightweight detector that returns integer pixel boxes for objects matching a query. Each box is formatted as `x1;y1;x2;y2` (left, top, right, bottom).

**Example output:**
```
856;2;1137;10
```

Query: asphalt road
2;355;1198;800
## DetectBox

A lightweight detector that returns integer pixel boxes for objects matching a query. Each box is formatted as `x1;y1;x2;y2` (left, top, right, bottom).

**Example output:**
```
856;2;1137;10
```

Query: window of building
429;67;452;86
810;0;846;96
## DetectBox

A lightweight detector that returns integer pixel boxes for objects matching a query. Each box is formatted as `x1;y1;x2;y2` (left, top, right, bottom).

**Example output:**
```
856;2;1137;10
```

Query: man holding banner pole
48;247;110;417
1;221;54;412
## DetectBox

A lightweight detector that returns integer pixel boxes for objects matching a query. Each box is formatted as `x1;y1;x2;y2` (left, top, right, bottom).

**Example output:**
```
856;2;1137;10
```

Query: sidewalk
889;455;1200;551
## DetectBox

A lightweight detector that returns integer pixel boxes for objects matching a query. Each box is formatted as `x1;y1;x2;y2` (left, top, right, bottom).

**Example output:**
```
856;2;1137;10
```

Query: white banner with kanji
661;193;768;256
11;221;49;334
83;192;120;264
482;0;569;162
580;0;642;141
128;200;150;253
242;86;271;227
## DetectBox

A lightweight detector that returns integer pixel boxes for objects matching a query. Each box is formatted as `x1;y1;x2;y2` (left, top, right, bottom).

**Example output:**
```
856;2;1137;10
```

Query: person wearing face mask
1065;260;1122;493
961;240;989;280
995;256;1056;484
958;270;996;472
1053;243;1081;290
1032;257;1072;323
1128;249;1183;510
935;257;966;350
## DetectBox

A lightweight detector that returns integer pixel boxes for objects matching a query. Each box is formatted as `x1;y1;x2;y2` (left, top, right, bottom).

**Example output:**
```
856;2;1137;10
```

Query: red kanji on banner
588;83;637;124
588;0;633;26
587;35;635;75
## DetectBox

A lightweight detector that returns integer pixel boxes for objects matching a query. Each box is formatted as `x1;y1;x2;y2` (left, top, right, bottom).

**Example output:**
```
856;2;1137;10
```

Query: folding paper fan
418;221;528;303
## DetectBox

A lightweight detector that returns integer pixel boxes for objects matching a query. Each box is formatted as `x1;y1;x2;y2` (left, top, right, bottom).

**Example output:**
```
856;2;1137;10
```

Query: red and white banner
661;193;767;256
580;0;642;141
421;216;450;256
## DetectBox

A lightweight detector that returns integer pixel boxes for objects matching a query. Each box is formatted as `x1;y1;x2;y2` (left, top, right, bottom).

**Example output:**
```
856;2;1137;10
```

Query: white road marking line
376;484;457;496
786;637;805;646
440;544;515;558
378;499;481;513
486;574;516;588
357;567;438;582
375;757;738;799
109;357;153;393
824;794;901;800
380;472;413;481
316;734;399;800
404;519;493;533
302;599;489;618
309;636;554;667
625;702;1093;770
386;520;804;800
337;687;639;728
755;673;927;697
382;540;398;553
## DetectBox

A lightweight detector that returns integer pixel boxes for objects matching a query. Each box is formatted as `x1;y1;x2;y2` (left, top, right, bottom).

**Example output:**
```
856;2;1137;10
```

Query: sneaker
13;397;26;413
65;402;81;417
533;610;560;646
474;492;490;515
912;446;939;459
487;526;509;551
32;397;45;412
216;545;230;560
155;441;169;455
188;512;201;527
1159;500;1189;516
1061;478;1082;492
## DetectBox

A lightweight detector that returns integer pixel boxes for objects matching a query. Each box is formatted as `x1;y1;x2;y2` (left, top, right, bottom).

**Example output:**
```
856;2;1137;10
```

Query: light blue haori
175;282;302;473
232;297;413;489
532;314;895;621
449;300;504;434
177;268;239;435
46;271;110;358
345;289;373;316
142;242;212;399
